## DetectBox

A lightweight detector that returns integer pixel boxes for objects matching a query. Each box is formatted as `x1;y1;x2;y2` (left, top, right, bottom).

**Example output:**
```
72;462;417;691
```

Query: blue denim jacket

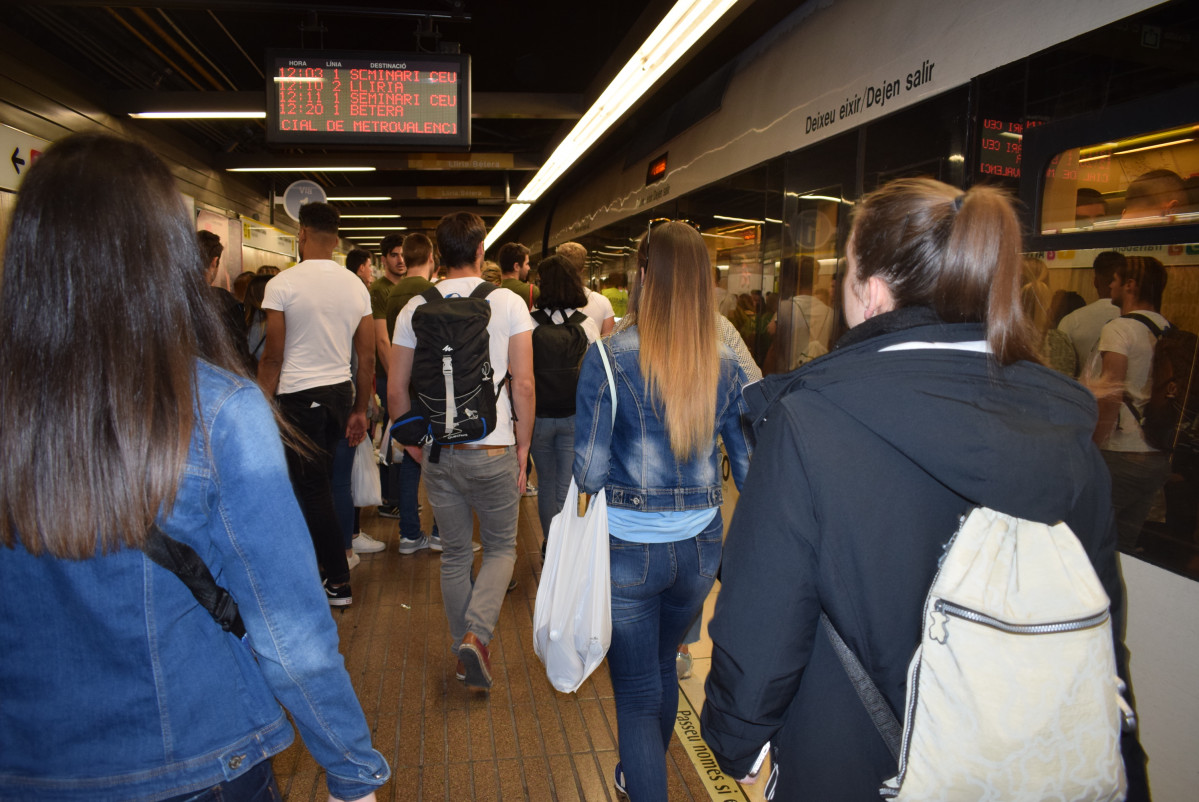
0;362;389;801
573;326;753;511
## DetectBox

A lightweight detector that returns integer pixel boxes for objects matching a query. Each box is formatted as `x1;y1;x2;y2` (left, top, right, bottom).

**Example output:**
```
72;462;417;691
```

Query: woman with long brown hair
573;220;753;801
0;133;388;801
700;178;1147;799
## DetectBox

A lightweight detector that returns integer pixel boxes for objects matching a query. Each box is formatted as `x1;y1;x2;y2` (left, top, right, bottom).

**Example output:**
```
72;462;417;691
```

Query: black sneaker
377;504;402;519
324;579;352;607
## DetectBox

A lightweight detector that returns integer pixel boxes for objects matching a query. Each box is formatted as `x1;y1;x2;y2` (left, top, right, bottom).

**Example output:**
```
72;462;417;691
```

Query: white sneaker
347;552;361;570
398;534;431;555
351;532;386;553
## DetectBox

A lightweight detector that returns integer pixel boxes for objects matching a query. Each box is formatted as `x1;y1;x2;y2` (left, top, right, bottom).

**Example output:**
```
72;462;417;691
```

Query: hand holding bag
532;341;617;692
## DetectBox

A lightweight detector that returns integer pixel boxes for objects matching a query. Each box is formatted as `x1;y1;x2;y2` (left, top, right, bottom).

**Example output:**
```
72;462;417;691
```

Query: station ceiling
0;0;802;245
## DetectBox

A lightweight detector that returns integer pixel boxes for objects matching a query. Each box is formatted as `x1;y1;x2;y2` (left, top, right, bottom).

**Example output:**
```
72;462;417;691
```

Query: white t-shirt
533;308;602;343
1058;299;1119;375
262;259;372;395
1095;311;1168;452
579;288;615;332
394;276;534;446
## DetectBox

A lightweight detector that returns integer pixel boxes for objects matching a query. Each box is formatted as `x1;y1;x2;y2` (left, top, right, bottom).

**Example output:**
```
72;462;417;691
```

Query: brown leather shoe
458;632;492;689
454;659;465;681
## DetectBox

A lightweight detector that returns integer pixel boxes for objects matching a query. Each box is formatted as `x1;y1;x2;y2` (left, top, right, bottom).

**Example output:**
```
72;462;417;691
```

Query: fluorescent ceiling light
715;215;764;224
130;111;266;119
327;195;392;202
1113;138;1194;157
339;226;407;231
340;214;402;219
485;0;738;246
228;166;376;173
484;203;532;248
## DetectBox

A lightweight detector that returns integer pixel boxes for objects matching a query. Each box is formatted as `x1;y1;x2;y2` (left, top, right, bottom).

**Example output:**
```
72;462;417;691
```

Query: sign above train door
0;124;49;192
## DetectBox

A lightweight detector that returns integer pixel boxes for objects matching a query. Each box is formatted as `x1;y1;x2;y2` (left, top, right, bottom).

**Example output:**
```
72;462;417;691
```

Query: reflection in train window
1039;123;1199;235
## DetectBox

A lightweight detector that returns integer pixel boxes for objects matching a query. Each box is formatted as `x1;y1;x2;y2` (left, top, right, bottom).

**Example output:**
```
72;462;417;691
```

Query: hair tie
953;194;965;211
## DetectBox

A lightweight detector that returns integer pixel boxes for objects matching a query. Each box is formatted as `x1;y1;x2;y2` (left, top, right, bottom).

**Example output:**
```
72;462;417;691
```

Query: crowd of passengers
0;132;1155;801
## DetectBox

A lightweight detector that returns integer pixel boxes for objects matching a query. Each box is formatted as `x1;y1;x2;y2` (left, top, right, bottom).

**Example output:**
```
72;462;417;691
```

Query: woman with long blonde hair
573;220;753;801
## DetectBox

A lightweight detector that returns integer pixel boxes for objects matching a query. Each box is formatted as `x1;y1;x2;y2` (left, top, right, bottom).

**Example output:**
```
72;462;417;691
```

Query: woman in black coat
699;178;1148;800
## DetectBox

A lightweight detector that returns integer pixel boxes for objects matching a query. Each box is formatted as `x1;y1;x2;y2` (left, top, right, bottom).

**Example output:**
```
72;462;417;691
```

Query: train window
1039;124;1199;235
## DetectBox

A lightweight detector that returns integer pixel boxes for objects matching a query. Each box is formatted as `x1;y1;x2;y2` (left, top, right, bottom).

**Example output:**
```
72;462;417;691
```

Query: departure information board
265;51;470;147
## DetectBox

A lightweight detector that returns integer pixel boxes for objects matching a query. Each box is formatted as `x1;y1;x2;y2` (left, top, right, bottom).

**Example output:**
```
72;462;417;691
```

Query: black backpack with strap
391;282;507;452
1123;312;1199;452
531;309;590;418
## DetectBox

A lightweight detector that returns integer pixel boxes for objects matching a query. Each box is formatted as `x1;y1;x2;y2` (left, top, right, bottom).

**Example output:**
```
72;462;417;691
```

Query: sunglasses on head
646;217;701;243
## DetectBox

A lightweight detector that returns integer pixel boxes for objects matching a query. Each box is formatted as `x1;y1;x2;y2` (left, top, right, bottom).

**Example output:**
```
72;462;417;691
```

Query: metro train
505;1;1199;797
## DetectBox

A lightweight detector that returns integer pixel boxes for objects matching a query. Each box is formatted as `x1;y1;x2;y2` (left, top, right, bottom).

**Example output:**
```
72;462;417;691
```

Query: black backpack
392;282;507;449
1123;312;1199;452
531;309;590;418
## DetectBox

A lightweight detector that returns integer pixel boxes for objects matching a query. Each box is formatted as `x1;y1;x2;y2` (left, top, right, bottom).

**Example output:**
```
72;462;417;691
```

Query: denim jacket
0;362;389;801
573;326;753;511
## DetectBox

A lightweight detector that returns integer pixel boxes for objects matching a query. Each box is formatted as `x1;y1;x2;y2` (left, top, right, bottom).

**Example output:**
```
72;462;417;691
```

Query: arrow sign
0;125;50;191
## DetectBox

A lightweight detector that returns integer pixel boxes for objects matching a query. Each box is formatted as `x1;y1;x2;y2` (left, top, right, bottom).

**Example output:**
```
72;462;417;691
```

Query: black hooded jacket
699;308;1144;800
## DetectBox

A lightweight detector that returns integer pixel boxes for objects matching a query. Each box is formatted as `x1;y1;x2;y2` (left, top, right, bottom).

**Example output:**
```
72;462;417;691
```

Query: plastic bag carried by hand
350;438;382;507
532;477;611;693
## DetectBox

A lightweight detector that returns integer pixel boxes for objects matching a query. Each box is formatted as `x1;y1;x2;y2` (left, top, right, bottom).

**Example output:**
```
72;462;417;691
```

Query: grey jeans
422;445;519;649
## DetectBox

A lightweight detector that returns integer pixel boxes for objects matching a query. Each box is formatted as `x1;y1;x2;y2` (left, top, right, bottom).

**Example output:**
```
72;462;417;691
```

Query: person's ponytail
850;178;1038;366
941;186;1038;365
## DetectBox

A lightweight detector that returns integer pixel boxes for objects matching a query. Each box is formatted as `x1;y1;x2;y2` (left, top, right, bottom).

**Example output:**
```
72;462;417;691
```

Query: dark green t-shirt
369;275;398;320
500;277;538;310
385;275;438;339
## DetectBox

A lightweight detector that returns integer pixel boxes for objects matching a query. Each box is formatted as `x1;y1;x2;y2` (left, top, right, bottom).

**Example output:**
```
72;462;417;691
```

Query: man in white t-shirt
557;241;615;335
259;202;374;607
1091;255;1171;552
1058;251;1123;376
389;212;535;691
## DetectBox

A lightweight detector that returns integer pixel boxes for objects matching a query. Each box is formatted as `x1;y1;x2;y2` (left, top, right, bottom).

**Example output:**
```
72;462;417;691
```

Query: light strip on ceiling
338;226;407;231
484;0;738;247
1113;138;1194;157
228;166;376;173
340;214;402;219
130;111;266;119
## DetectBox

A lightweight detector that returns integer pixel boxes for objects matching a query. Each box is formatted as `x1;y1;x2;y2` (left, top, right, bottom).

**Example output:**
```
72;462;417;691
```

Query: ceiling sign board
266;51;470;148
0;125;50;192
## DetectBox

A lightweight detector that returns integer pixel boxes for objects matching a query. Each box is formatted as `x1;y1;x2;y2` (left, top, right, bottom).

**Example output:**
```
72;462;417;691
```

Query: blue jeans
607;511;722;802
529;415;576;539
1102;449;1171;551
160;759;280;802
422;445;519;647
396;452;439;540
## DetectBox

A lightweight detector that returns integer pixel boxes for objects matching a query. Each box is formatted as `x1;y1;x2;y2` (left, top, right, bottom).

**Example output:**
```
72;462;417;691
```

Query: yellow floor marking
675;684;752;801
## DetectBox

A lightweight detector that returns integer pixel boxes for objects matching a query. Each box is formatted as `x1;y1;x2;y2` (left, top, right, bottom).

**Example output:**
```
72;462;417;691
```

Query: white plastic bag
350;438;382;507
532;477;611;693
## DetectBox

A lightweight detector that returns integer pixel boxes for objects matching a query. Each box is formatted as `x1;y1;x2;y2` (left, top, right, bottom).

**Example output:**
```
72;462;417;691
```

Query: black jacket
700;308;1145;800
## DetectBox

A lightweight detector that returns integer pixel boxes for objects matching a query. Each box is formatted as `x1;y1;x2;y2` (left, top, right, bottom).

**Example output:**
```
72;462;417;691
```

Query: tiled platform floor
271;490;753;801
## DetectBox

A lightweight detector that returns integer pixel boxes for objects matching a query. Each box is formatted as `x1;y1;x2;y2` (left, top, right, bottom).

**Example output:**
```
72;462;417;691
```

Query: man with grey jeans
388;212;535;691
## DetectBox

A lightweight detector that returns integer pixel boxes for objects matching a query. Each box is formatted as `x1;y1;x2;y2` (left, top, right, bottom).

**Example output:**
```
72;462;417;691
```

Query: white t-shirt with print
262;259;372;395
394;276;534;446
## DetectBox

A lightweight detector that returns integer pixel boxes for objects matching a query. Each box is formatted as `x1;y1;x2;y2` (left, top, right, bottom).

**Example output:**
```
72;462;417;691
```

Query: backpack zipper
934;599;1110;635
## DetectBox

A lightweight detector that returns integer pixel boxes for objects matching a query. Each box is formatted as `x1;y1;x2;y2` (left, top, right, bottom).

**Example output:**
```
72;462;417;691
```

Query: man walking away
258;202;374;606
389;213;535;690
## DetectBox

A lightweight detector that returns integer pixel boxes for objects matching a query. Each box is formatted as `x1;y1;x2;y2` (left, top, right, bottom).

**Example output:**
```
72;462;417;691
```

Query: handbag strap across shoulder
595;340;617;425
